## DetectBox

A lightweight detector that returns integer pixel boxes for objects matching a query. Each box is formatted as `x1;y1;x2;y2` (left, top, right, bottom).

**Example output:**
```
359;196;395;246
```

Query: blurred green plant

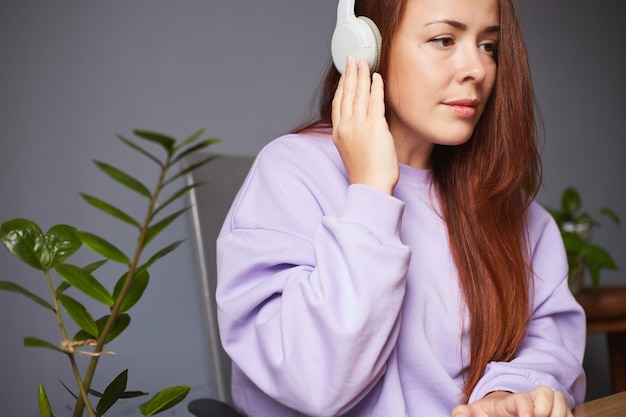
545;186;620;292
0;129;220;417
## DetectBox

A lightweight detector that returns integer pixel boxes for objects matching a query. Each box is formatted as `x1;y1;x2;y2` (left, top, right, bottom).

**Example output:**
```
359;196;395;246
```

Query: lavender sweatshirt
216;132;586;417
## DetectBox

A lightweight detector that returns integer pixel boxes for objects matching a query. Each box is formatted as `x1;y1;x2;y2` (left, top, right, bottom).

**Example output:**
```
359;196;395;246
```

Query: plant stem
73;156;173;417
44;269;70;342
44;270;96;417
69;354;97;417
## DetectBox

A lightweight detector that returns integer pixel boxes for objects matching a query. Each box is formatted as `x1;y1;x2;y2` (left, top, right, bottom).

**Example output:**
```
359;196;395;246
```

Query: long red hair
295;0;540;404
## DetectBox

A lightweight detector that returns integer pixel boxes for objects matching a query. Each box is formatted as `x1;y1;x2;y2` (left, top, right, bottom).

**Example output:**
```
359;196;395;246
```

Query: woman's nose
456;45;488;84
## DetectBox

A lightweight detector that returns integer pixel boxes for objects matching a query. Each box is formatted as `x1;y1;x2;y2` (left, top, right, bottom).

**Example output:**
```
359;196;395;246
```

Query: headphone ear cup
357;16;382;71
331;15;382;73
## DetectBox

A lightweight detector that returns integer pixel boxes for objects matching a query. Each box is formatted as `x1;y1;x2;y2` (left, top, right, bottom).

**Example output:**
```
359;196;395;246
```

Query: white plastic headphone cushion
331;16;382;73
357;16;382;71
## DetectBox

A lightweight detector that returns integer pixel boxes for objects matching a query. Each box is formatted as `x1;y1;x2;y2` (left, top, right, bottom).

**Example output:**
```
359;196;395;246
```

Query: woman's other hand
451;386;574;417
331;56;399;195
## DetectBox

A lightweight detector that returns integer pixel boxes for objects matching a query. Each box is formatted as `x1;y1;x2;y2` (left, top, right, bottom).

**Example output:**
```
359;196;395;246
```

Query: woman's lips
443;99;480;118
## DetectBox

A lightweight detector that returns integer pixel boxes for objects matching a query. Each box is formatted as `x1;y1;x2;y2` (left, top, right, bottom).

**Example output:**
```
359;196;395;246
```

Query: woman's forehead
401;0;500;25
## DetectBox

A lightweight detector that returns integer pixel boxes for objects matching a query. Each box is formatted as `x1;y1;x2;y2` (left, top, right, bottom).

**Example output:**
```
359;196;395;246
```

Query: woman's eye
429;37;454;48
479;42;499;56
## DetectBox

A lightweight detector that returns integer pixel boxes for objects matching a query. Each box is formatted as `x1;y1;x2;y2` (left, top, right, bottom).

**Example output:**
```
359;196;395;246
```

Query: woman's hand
451;386;573;417
331;56;398;195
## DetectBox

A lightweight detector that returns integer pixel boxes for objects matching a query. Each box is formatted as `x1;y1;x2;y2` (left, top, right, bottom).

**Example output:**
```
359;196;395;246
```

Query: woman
216;0;586;415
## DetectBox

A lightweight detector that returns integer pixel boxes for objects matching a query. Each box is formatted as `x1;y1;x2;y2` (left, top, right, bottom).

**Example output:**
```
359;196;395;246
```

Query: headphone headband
336;0;356;20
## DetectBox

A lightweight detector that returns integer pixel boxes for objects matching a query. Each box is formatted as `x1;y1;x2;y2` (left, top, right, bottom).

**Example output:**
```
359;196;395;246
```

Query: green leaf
139;240;184;273
0;281;54;311
104;314;132;343
139;386;191;417
38;384;54;417
56;263;114;306
577;213;597;227
88;388;103;397
113;270;150;313
82;259;109;274
133;130;176;154
1;218;49;270
94;160;152;198
81;193;141;228
74;314;131;343
560;187;581;217
58;294;99;337
163;155;219;187
56;281;70;294
117;133;163;167
120;390;149;399
600;207;621;225
172;138;221;164
45;224;82;268
97;369;128;416
173;128;205;153
581;245;618;270
59;379;78;399
588;263;601;293
144;208;187;246
58;260;108;294
24;336;65;353
77;231;130;264
89;387;149;399
153;183;202;217
562;232;587;254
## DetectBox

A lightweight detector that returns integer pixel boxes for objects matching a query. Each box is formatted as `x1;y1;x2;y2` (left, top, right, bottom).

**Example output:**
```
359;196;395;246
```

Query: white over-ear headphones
331;0;382;73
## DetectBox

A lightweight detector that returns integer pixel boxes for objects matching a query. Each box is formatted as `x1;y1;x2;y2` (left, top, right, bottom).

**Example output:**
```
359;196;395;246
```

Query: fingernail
357;58;366;69
346;55;353;66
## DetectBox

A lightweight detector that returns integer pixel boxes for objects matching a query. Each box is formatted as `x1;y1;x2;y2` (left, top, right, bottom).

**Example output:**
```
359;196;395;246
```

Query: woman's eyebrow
426;19;467;30
426;19;500;34
484;25;500;34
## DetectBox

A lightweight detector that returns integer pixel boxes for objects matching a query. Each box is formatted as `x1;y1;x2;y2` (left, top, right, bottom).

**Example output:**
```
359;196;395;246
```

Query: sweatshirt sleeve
468;203;587;408
216;140;412;416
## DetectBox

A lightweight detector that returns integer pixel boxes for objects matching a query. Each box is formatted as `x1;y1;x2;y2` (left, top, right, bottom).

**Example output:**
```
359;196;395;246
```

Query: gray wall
0;1;623;415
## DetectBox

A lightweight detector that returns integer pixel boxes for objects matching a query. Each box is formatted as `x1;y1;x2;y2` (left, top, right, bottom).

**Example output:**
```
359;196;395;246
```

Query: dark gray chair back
183;153;254;406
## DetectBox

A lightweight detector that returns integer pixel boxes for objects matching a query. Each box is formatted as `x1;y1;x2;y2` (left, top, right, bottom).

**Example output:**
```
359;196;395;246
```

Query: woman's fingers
331;72;344;128
531;386;573;417
333;56;372;125
450;387;574;417
554;391;574;417
532;386;555;417
331;55;398;194
353;58;372;117
509;392;534;417
339;56;359;120
369;72;385;118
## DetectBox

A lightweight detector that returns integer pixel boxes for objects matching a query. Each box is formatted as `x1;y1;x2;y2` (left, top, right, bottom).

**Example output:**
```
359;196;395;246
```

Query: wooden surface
575;286;626;393
576;286;626;333
573;390;626;416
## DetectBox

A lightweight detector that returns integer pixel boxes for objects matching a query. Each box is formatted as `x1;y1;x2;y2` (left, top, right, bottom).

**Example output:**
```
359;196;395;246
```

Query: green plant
0;129;220;417
545;186;620;292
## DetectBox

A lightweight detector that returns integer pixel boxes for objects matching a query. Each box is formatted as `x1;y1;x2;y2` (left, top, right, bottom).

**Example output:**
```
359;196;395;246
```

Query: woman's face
385;0;499;167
